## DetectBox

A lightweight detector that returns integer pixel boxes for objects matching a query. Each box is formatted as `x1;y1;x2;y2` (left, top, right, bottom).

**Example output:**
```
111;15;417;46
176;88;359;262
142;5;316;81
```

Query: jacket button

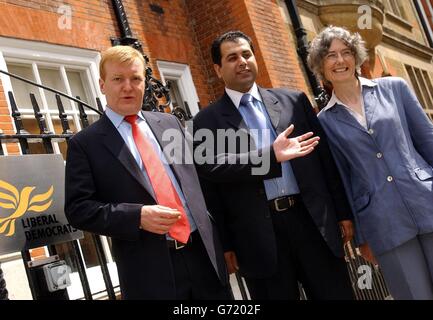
387;176;393;182
376;153;382;159
368;128;374;135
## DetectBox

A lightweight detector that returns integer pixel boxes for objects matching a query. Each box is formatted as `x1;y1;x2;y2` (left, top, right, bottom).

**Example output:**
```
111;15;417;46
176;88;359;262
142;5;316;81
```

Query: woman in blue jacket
308;26;433;299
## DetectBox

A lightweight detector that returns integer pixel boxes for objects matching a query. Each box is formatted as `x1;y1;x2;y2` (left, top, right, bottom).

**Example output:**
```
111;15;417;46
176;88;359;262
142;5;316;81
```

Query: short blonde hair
307;26;368;82
99;46;145;80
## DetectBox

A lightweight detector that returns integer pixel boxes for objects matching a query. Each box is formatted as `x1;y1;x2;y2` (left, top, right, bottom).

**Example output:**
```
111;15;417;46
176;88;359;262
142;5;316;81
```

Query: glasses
324;49;354;62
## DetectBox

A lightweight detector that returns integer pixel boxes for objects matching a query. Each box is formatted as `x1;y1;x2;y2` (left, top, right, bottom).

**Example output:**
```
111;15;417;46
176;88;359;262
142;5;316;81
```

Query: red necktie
124;115;191;243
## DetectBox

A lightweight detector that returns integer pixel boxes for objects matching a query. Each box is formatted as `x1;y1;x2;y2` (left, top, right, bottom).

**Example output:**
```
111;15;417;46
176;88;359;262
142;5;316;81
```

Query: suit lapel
332;84;378;132
258;87;281;129
98;114;156;200
333;103;366;132
141;111;186;192
219;88;283;132
220;93;249;131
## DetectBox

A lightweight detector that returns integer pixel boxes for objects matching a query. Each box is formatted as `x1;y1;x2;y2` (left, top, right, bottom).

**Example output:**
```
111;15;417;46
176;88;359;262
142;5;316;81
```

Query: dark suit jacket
193;87;352;279
65;111;228;299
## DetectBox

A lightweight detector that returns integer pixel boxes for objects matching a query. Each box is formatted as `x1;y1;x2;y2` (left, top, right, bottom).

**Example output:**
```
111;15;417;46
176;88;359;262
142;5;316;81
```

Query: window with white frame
405;64;433;121
157;61;200;117
0;37;105;159
385;0;409;21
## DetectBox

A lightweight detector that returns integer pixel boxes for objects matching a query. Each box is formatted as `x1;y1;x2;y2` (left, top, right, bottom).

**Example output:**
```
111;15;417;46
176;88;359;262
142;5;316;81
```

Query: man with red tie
64;45;232;299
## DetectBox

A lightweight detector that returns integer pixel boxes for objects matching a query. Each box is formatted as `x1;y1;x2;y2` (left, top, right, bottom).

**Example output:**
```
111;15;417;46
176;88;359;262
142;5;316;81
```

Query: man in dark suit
193;31;354;300
65;45;231;300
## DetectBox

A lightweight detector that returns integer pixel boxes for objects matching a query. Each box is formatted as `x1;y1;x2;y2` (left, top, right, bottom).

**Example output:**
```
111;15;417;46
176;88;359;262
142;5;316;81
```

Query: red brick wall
245;0;309;93
0;82;19;154
0;0;311;142
0;0;217;143
0;1;115;51
126;0;215;108
185;0;258;102
186;0;309;103
0;0;219;115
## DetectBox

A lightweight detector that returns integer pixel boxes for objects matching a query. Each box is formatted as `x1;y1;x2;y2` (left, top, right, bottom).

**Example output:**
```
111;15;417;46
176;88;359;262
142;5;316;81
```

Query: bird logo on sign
0;179;53;236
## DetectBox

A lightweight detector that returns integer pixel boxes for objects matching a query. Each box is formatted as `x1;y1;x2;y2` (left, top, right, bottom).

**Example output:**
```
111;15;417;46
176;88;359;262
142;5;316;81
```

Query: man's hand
359;243;378;265
140;205;181;234
273;125;320;162
224;251;239;274
339;220;354;244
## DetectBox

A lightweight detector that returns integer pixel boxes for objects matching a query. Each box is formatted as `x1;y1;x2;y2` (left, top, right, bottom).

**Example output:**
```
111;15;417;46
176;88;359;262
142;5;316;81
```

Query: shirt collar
225;83;262;109
322;77;377;111
105;106;145;128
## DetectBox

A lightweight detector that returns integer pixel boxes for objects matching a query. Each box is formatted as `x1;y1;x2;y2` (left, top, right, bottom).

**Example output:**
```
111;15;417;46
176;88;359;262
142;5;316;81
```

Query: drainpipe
414;0;433;48
110;0;142;50
283;0;329;109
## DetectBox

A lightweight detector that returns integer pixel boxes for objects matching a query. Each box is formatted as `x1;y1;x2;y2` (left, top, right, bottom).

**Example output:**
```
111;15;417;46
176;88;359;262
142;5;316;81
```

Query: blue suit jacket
318;77;433;255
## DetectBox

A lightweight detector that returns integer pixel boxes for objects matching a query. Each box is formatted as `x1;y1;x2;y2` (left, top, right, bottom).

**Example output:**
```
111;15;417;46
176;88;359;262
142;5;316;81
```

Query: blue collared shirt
105;107;197;234
226;83;300;199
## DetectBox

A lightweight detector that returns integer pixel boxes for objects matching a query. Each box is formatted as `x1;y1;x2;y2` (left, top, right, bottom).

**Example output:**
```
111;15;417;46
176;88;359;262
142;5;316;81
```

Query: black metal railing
0;69;101;115
283;0;329;109
0;85;114;300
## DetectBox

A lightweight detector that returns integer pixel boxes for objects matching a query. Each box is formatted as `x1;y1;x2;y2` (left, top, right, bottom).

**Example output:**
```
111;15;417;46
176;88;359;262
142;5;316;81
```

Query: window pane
383;0;392;12
397;1;408;20
414;67;433;108
405;65;433;121
52;117;77;134
7;63;43;111
66;70;90;104
86;114;100;125
389;0;402;16
168;80;185;110
21;118;53;154
66;69;100;126
39;67;71;111
405;65;427;109
421;71;433;112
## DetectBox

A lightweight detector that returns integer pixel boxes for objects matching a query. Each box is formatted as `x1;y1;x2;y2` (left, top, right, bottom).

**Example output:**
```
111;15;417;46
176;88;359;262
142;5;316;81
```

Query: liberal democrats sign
0;154;83;254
